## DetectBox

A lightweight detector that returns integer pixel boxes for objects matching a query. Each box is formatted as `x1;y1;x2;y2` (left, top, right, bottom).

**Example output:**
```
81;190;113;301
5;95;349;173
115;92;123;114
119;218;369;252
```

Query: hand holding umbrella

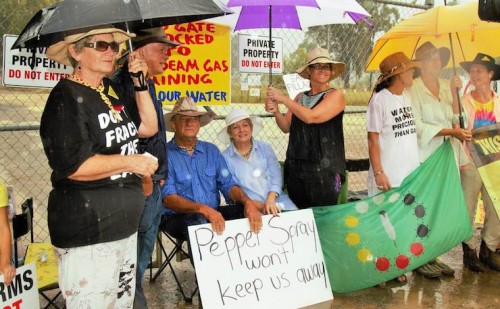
128;51;149;90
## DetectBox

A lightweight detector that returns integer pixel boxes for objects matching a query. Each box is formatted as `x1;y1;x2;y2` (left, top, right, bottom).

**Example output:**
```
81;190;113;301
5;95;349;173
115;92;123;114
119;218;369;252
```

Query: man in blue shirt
162;97;263;242
112;27;179;308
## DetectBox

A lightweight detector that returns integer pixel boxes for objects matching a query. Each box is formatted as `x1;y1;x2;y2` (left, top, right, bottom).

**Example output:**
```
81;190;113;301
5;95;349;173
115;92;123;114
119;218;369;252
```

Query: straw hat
164;97;215;132
378;52;421;83
217;108;263;145
414;42;451;67
131;27;180;49
296;48;345;81
47;26;134;66
460;53;500;81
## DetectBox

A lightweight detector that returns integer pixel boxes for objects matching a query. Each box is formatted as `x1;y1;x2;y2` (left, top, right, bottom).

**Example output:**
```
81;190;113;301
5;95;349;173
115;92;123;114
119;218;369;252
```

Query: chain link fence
1;0;433;242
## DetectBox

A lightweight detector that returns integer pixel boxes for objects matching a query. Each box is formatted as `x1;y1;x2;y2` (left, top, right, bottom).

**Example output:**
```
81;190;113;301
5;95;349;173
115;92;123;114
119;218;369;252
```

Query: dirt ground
39;224;500;309
3;89;498;308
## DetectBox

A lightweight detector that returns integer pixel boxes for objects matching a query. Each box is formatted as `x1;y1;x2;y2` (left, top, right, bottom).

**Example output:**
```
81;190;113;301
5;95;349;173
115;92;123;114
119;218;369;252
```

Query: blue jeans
134;182;163;309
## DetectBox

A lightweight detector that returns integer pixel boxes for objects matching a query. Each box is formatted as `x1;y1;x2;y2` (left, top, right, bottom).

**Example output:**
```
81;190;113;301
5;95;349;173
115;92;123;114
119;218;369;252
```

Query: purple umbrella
211;0;371;84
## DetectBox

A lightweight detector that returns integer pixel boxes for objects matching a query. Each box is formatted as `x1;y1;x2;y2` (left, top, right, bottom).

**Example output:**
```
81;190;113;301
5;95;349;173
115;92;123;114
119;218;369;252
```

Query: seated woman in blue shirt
218;108;297;216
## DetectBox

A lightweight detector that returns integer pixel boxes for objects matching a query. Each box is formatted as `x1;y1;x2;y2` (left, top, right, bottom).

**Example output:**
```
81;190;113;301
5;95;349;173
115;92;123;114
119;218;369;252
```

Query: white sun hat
217;108;263;145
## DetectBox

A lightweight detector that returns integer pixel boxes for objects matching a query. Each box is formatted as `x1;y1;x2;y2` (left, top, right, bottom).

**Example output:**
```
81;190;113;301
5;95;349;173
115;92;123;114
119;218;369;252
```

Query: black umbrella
12;0;232;49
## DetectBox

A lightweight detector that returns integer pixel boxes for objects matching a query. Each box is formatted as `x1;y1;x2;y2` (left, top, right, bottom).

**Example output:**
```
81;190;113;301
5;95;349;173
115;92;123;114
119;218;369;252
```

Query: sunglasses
309;63;332;71
83;41;120;53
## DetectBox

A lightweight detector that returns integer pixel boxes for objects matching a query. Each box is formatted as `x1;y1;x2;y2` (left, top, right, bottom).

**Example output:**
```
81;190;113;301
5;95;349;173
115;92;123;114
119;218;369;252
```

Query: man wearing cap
161;97;263;246
112;27;179;308
408;42;473;277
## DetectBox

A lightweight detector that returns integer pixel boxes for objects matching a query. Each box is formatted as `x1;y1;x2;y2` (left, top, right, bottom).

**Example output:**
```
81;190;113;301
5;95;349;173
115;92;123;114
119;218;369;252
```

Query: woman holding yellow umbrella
408;41;474;277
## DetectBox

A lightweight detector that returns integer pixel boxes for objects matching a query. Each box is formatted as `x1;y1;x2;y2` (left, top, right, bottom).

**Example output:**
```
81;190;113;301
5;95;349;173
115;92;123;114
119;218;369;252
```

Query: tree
306;1;400;88
0;0;57;63
0;0;56;36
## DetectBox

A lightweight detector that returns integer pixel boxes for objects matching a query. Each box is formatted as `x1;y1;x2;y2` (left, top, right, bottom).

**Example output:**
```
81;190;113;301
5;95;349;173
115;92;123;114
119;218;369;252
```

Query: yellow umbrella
365;2;500;71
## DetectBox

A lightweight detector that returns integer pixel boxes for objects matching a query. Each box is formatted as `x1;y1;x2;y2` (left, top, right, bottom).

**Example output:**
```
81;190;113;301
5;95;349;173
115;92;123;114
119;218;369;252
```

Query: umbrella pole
126;22;133;53
448;33;465;129
269;5;272;85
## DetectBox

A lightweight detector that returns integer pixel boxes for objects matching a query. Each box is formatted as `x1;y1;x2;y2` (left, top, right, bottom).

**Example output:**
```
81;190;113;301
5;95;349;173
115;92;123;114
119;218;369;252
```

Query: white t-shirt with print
366;88;420;196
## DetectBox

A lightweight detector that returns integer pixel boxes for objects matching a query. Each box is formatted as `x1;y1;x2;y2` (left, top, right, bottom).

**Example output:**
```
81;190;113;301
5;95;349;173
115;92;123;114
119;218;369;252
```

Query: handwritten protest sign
157;23;231;105
238;34;283;75
188;209;332;309
2;35;72;88
282;73;310;99
0;263;39;309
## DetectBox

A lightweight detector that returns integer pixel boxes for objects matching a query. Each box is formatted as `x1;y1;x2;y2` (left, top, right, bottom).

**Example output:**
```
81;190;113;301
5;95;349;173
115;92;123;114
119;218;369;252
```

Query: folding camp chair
149;217;198;303
12;198;62;309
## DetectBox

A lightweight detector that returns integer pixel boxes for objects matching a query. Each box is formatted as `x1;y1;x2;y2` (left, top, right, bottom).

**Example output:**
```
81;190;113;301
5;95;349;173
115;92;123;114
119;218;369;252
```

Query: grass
230;86;371;106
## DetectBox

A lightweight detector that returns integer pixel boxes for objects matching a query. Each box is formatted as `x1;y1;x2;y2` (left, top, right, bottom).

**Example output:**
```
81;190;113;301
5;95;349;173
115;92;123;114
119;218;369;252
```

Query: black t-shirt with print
40;78;143;248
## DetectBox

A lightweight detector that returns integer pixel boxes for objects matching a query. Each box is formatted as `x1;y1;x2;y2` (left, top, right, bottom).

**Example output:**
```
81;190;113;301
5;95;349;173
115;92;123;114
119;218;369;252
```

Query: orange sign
154;22;231;105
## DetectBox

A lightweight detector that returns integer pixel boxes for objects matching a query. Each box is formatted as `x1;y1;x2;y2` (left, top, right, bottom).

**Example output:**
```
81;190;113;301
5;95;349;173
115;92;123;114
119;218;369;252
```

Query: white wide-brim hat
164;97;215;132
217;108;263;145
295;47;345;81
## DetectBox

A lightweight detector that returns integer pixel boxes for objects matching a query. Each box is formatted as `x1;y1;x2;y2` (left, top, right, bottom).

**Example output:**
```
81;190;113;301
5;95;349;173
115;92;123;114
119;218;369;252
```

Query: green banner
468;123;500;220
313;141;472;293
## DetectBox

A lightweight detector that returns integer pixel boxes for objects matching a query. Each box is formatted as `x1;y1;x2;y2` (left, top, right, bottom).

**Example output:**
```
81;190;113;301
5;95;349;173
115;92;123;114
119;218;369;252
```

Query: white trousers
54;233;137;309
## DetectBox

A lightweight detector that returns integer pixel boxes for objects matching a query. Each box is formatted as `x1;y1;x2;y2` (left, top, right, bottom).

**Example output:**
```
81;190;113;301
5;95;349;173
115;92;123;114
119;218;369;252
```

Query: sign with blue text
0;263;40;308
188;209;332;309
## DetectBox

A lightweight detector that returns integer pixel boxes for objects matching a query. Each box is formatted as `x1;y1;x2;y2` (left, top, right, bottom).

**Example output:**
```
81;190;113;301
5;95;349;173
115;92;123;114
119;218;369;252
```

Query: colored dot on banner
403;193;415;205
410;242;424;256
344;215;359;228
346;233;360;246
417;224;429;237
389;192;400;203
375;257;391;271
395;254;410;269
355;201;369;214
357;248;373;263
372;194;385;205
414;204;425;218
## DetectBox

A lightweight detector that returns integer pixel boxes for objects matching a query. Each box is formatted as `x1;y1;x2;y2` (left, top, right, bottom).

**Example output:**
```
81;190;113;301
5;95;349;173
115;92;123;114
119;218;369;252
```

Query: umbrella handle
448;33;464;129
456;89;465;129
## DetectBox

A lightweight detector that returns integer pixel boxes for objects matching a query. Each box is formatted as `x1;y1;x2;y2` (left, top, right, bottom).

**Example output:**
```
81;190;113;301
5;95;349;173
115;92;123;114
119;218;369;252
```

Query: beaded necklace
71;75;121;122
173;138;198;152
238;141;253;159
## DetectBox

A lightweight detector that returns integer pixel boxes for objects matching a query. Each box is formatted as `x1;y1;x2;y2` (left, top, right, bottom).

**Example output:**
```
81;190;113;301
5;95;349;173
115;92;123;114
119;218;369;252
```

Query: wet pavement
42;225;499;308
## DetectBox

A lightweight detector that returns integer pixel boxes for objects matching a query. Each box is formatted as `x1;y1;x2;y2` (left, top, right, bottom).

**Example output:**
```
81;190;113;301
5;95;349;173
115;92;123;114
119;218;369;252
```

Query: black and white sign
238;34;283;74
0;263;40;308
2;35;72;88
188;209;333;309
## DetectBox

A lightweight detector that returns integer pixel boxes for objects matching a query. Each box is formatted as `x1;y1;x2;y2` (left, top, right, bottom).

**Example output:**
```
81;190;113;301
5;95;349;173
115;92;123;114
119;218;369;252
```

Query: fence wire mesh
1;0;433;242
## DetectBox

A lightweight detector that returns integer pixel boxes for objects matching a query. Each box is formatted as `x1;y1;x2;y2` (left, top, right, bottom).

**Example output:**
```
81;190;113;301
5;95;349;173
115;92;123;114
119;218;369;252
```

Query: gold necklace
71;75;121;122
